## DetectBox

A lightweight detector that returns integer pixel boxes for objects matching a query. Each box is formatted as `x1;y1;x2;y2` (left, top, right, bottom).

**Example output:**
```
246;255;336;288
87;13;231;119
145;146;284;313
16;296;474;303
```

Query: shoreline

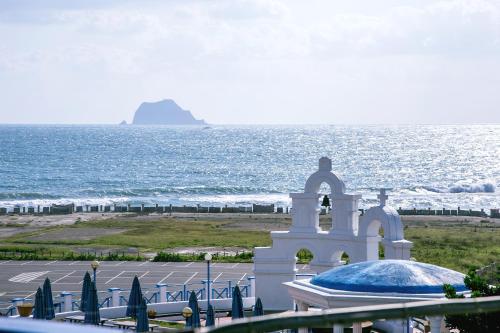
1;211;499;227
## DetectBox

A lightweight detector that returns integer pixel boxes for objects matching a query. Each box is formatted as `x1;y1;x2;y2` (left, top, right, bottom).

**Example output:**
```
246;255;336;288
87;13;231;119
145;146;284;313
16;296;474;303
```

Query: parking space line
105;271;125;284
20;261;33;266
0;260;12;265
183;262;194;268
138;262;149;266
238;273;247;283
139;271;149;279
9;271;50;283
161;262;171;266
68;261;80;266
53;271;76;283
212;273;223;282
184;272;198;284
45;260;58;265
114;261;125;266
230;263;239;269
157;271;176;284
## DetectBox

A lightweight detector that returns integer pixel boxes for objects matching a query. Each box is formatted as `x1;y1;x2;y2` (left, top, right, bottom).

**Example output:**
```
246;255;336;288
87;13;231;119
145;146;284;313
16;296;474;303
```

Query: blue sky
1;0;499;124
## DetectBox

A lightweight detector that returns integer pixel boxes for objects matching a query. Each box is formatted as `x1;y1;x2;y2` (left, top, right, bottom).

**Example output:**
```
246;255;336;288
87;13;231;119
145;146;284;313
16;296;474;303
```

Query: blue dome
310;260;467;294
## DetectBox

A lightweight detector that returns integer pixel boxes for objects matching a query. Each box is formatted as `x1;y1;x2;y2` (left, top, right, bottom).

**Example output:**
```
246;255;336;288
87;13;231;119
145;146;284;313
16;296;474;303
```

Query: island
132;99;206;125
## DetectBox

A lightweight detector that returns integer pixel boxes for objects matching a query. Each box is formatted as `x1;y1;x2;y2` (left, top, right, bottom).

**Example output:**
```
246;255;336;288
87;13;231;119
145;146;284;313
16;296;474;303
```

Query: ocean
0;124;498;210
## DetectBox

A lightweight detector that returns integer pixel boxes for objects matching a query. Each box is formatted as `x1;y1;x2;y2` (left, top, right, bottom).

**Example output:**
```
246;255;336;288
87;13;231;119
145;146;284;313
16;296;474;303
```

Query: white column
330;194;361;236
296;301;309;333
352;322;363;333
333;324;343;333
428;316;447;333
248;277;256;297
108;288;121;307
289;193;322;233
156;283;167;303
61;292;73;312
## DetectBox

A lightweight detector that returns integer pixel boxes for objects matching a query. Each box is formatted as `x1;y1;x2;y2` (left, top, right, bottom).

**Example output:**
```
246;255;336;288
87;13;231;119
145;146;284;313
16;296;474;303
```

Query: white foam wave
448;182;495;193
0;197;131;209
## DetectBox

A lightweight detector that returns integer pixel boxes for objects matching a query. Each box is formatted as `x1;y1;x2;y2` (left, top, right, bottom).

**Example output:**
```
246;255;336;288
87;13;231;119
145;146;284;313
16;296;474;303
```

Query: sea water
0;124;498;210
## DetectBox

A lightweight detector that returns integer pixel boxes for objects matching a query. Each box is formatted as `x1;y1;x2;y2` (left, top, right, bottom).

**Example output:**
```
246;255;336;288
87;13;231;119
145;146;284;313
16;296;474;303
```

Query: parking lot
0;260;310;305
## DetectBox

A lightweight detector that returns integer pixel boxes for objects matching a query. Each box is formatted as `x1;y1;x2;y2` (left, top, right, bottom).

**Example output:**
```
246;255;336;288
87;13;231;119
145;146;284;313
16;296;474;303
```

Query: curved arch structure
359;206;403;241
253;157;413;310
304;157;346;195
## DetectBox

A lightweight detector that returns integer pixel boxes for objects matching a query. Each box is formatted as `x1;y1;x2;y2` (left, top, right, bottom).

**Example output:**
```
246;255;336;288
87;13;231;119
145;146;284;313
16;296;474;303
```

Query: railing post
427;315;445;333
156;283;167;303
60;292;73;312
352;322;362;333
228;281;232;298
248;276;256;297
201;281;207;300
183;285;187;301
296;301;309;333
108;288;121;307
11;298;24;316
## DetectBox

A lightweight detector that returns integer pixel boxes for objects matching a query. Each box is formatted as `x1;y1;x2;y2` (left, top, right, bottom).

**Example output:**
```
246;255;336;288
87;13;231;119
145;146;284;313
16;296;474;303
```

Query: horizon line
0;122;499;126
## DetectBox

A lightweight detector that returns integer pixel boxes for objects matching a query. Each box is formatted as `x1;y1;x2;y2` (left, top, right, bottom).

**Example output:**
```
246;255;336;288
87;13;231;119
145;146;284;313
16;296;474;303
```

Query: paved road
0;260;310;306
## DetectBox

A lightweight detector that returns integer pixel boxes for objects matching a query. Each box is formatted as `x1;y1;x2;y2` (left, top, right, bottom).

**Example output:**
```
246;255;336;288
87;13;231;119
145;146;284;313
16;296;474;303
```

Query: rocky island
132;99;206;125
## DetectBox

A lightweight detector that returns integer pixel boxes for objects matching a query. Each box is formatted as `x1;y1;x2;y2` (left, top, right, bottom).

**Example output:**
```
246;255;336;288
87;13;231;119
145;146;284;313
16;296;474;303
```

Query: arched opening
331;250;351;266
318;182;333;231
341;251;350;265
295;248;314;264
378;226;385;259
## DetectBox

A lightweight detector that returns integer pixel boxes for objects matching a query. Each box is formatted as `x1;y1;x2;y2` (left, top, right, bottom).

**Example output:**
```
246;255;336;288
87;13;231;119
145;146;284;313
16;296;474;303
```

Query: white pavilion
253;157;469;333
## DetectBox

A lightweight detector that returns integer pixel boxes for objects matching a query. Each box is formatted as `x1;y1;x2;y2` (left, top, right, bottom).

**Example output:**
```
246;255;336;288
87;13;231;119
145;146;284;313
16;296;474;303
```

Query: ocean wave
74;186;286;197
448;182;495;193
419;182;495;194
0;192;62;200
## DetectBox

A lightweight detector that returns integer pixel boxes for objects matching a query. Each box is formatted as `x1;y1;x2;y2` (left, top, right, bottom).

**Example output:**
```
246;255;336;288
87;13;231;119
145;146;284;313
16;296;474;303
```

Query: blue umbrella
33;287;46;320
253;297;263;316
80;272;92;312
186;291;201;328
135;297;149;333
42;278;55;320
84;281;100;325
231;286;244;319
205;304;215;327
126;276;143;318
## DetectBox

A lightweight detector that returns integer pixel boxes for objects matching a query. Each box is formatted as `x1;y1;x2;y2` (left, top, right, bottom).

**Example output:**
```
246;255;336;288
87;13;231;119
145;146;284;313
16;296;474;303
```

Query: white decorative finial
318;157;332;171
377;188;388;206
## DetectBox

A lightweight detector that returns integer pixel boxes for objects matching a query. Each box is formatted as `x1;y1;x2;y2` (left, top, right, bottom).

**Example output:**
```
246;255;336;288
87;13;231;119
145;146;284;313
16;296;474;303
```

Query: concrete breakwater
0;203;499;218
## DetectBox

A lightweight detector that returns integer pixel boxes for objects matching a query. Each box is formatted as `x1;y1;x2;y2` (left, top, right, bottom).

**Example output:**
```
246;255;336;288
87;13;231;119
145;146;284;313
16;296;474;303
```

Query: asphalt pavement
0;260;309;307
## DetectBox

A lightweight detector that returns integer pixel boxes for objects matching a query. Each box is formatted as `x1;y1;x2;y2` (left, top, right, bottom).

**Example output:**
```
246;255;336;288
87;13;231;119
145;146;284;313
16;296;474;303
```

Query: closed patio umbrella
135;297;149;333
42;278;55;320
231;286;244;319
253;297;263;316
80;272;91;312
84;281;101;325
33;287;46;320
205;304;215;327
126;276;143;318
186;291;201;328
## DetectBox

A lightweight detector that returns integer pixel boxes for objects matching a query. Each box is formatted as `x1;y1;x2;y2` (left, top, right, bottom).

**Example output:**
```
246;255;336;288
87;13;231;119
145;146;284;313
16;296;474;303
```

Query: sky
0;0;500;124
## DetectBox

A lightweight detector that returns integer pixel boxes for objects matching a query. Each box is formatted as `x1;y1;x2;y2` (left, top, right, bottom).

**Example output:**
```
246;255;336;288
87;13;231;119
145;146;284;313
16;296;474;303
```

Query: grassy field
404;224;500;272
1;214;499;273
